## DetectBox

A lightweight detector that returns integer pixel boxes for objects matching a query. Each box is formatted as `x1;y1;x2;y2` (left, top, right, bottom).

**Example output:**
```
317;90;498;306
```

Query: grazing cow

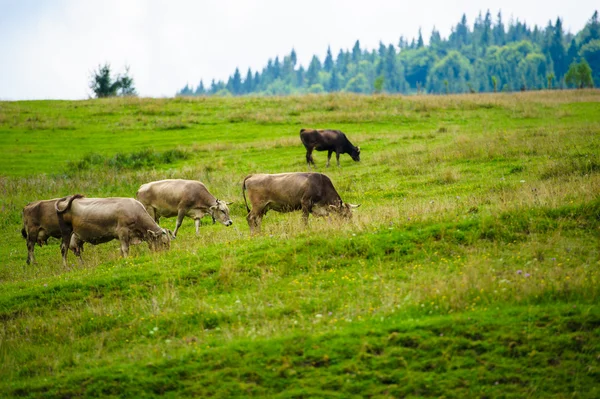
242;172;359;233
136;179;233;237
300;128;360;167
21;198;82;265
55;195;172;267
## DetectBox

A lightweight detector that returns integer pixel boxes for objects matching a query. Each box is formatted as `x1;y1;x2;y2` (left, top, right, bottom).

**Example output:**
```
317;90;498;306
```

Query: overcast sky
0;0;597;100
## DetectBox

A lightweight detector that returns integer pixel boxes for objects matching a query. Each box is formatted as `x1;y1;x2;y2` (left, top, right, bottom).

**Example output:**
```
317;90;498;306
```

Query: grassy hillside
0;91;599;397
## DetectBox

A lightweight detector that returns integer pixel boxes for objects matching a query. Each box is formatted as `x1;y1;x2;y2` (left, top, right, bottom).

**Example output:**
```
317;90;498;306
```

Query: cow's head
147;228;172;251
210;200;233;226
350;146;361;162
329;202;360;219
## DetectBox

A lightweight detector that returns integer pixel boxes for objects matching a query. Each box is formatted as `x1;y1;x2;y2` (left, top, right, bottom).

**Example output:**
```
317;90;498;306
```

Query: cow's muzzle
225;220;233;226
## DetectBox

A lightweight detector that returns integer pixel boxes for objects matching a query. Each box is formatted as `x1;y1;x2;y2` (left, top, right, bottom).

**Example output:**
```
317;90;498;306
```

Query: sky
0;0;597;100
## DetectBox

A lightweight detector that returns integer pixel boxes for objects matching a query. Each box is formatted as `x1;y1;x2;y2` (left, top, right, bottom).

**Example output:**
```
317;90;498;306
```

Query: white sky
0;0;596;100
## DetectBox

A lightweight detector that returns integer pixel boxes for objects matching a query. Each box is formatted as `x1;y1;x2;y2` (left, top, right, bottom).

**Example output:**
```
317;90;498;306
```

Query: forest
177;10;600;96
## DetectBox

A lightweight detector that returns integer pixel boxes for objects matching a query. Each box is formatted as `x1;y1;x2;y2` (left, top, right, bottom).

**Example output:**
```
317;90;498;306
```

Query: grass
0;90;599;397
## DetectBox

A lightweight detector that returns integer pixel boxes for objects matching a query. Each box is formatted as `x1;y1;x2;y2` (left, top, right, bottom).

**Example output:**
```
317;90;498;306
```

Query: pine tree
494;11;505;45
230;68;242;94
417;29;424;48
324;46;334;72
328;70;340;91
549;17;567;79
290;48;298;67
194;80;205;95
352;40;362;62
243;69;254;94
481;10;492;46
306;55;322;86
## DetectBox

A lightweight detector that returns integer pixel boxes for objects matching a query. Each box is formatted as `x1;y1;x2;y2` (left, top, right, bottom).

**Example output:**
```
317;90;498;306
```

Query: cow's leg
326;150;333;168
26;236;36;265
195;218;200;235
306;147;315;168
336;152;341;167
60;235;70;268
147;206;159;224
301;200;312;225
246;207;265;234
118;235;130;258
173;209;186;237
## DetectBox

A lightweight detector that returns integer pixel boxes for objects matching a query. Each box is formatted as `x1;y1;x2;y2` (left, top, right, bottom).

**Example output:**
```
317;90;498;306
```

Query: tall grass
0;91;599;397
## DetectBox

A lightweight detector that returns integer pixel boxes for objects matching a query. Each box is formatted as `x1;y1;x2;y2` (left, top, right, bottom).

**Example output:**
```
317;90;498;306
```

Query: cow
136;179;233;237
55;195;172;267
242;172;359;233
21;198;82;265
300;128;361;167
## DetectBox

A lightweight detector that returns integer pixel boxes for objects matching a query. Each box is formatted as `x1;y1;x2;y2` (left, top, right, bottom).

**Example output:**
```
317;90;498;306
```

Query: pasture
0;91;599;397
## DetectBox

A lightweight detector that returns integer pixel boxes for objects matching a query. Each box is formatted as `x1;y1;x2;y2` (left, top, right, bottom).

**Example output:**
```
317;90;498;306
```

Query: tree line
177;10;600;97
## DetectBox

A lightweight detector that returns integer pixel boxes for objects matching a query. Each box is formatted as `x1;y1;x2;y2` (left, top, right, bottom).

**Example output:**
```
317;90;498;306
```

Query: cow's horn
348;203;361;208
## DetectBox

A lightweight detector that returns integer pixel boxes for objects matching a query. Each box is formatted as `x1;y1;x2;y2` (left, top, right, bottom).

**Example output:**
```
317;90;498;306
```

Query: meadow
0;91;599;398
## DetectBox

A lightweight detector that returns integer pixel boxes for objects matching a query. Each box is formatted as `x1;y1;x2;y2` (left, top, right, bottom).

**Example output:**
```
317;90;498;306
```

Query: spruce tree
417;29;424;48
324;46;334;72
352;40;362;62
243;69;254;94
549;18;567;79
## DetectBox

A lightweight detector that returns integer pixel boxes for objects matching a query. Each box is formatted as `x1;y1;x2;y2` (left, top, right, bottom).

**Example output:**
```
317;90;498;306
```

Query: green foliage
177;11;600;96
565;60;594;88
90;64;136;98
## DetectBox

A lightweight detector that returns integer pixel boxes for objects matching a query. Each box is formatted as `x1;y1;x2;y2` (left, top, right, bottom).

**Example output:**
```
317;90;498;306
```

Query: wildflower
525;273;530;278
516;270;523;275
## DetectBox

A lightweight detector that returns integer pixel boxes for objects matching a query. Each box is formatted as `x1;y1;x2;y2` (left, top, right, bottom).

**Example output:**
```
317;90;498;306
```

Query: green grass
1;91;599;397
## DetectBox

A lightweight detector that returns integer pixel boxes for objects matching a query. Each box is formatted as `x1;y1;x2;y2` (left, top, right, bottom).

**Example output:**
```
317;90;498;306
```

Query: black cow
300;129;360;167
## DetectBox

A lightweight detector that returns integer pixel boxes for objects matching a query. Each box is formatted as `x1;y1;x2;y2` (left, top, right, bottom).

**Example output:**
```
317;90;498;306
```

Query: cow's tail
242;176;251;214
21;215;27;239
55;194;84;241
55;194;84;214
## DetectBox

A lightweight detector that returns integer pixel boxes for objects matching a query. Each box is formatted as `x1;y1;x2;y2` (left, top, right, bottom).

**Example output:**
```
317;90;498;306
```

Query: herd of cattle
20;129;361;266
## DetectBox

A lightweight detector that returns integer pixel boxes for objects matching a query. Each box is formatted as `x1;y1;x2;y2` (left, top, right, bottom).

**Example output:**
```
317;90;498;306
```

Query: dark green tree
493;11;506;45
352;40;362;62
548;18;567;79
89;63;136;98
324;46;334;72
328;70;340;91
243;69;254;94
194;80;205;95
417;28;424;48
306;55;322;86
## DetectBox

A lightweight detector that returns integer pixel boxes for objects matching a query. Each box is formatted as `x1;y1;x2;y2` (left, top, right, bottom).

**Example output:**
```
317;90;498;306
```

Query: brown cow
242;172;359;233
136;179;233;237
300;128;360;167
21;198;82;265
56;195;172;267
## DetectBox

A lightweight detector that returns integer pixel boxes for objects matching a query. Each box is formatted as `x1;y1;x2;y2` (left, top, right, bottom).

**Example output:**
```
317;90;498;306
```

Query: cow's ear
147;230;158;238
210;205;217;210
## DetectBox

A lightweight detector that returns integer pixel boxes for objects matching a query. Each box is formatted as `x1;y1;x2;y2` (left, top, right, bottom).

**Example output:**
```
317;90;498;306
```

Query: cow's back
23;199;62;237
137;179;209;209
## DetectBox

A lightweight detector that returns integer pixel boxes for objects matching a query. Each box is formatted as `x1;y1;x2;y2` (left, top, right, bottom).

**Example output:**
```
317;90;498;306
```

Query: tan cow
21;198;82;265
55;195;172;267
136;179;233;237
242;172;359;233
